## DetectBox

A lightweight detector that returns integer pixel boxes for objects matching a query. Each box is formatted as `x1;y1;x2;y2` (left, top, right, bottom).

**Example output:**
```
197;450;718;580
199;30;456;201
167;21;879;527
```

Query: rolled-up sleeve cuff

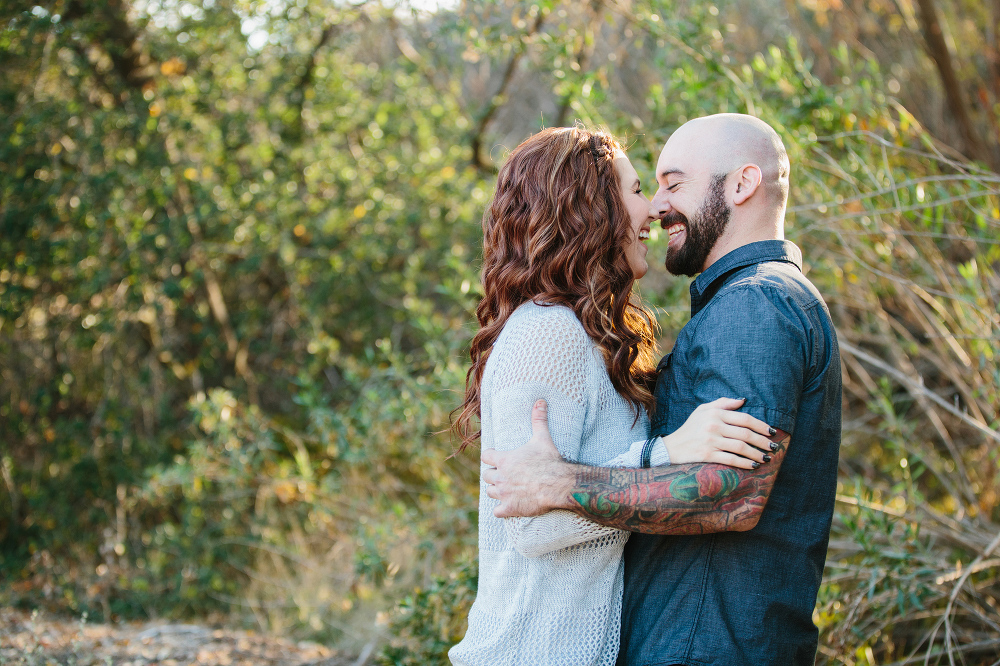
743;404;795;439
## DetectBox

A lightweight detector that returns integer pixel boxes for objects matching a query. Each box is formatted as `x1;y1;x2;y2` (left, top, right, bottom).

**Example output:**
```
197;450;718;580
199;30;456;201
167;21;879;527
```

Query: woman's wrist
650;435;672;467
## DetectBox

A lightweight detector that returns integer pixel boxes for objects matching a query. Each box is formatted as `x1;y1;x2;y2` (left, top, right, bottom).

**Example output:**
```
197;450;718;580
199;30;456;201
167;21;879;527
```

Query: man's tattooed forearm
568;431;789;534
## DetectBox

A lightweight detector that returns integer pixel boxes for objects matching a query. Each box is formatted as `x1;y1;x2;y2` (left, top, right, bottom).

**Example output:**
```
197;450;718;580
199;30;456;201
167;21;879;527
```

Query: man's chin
664;251;702;277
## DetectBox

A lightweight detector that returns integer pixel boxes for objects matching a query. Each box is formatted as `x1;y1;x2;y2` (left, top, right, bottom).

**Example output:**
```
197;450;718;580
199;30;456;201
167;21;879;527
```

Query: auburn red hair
453;126;659;452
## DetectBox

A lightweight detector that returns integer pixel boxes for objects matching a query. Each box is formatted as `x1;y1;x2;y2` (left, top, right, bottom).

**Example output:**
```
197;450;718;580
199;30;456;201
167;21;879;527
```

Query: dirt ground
0;609;368;666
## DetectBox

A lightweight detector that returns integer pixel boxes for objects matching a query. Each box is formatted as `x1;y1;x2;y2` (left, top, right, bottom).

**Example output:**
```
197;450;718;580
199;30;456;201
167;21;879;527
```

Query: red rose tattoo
568;429;789;535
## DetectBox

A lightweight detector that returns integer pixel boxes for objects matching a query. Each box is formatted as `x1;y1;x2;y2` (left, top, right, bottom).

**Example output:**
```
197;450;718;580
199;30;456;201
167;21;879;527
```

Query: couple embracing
450;114;842;666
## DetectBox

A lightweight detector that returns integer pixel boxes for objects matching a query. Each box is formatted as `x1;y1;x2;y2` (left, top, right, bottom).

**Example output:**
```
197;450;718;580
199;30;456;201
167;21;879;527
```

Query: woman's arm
602;398;773;470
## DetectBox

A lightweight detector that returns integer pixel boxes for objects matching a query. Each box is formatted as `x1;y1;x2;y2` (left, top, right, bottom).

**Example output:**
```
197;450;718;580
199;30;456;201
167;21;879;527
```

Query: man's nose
650;191;670;220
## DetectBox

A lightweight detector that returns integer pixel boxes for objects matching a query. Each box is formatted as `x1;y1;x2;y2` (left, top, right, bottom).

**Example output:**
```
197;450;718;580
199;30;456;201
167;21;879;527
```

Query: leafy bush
1;1;997;663
377;559;477;665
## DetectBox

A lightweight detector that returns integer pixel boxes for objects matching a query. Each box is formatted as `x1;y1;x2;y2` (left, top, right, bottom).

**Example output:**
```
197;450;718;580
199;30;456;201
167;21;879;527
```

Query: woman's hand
661;397;776;469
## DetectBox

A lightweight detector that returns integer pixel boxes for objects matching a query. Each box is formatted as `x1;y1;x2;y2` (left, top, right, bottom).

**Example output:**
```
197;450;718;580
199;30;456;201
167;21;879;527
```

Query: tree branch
992;0;1000;104
913;0;987;164
470;8;548;173
64;0;154;97
388;15;447;97
282;21;342;146
554;0;604;127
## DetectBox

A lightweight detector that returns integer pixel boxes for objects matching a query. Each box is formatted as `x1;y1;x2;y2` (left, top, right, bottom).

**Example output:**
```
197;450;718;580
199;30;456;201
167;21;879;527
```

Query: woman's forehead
613;152;638;181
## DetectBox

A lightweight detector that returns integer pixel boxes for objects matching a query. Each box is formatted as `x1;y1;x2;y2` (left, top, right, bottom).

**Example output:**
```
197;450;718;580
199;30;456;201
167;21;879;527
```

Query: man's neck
700;215;784;273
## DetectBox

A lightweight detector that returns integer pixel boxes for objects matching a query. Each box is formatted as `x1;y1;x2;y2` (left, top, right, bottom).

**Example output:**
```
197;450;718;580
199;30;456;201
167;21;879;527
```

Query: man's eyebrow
658;168;684;179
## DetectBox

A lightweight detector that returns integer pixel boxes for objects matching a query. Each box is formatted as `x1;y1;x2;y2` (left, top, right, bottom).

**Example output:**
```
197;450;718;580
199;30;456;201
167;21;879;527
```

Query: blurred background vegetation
0;0;997;663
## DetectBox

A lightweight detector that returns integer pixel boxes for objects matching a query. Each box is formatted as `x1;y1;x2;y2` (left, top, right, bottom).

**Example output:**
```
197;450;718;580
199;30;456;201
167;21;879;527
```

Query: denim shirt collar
689;240;803;316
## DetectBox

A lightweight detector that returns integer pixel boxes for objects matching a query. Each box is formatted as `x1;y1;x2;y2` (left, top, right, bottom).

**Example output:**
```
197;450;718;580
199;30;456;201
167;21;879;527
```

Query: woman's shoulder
509;300;584;330
487;301;600;400
495;301;593;358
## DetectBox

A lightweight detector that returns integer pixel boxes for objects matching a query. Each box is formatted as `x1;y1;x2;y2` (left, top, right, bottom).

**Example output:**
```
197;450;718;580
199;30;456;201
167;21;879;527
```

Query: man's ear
732;164;762;205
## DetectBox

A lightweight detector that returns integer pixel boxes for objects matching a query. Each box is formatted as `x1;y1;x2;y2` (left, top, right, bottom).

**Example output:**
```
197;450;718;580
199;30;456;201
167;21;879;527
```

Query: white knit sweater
449;302;669;666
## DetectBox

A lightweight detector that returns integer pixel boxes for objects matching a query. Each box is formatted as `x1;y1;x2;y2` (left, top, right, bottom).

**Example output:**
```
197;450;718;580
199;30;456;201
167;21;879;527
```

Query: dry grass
793;128;1000;665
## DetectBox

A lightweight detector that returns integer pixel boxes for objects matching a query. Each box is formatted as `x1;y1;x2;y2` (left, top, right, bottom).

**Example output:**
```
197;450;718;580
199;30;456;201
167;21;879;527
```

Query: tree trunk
913;0;988;165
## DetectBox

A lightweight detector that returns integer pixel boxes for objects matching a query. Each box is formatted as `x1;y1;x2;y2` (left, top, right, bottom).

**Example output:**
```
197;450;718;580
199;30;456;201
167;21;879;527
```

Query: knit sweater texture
449;302;666;666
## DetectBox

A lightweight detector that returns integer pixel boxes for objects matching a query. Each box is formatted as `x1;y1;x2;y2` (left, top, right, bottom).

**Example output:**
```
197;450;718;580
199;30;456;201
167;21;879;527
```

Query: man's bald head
651;114;792;274
659;113;790;205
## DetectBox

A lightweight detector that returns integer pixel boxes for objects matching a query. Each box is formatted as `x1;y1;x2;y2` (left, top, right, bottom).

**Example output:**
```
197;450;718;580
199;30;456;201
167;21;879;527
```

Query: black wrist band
641;435;658;468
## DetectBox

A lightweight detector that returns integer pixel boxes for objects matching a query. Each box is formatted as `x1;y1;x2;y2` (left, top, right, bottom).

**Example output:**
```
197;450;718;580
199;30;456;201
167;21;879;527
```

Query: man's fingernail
768;426;776;436
752;461;761;469
536;400;545;408
763;454;771;463
769;442;778;452
739;397;747;402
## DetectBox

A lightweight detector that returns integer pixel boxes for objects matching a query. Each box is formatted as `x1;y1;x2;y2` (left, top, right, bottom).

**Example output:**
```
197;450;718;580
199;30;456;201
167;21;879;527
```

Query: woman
449;127;773;665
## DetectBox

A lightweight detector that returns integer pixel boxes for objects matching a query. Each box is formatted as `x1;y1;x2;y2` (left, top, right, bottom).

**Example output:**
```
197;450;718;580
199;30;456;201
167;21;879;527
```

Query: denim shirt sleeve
685;285;809;435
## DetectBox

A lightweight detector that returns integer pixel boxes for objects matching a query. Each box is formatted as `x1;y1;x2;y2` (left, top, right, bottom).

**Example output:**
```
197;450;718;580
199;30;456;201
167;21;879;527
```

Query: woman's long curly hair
453;126;659;452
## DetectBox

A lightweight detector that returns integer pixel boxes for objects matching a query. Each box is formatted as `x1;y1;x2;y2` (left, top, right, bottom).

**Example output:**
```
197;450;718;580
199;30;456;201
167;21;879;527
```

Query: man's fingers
530;399;550;438
478;400;569;519
494;504;514;518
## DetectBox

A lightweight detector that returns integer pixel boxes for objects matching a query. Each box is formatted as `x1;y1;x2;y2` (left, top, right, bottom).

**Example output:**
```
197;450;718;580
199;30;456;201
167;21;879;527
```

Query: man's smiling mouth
666;223;686;245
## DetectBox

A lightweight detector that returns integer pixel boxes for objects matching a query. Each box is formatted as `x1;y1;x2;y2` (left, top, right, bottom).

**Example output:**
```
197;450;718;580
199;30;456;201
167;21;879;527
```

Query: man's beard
663;174;731;277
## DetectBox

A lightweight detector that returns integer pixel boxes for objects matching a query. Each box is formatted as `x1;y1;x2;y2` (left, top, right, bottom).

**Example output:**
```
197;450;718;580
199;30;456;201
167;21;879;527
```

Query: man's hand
481;399;576;517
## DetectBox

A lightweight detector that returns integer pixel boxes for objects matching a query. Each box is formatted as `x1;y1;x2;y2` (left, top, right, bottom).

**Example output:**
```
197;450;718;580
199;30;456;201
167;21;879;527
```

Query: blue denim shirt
617;240;842;666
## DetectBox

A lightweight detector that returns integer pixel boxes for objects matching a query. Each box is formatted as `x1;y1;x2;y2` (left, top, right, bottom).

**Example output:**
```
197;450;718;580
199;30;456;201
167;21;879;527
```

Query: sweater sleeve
602;437;670;468
485;306;655;558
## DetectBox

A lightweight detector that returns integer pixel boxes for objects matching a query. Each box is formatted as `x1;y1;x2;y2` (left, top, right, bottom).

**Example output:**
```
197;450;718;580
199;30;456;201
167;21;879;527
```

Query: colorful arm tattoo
567;429;790;534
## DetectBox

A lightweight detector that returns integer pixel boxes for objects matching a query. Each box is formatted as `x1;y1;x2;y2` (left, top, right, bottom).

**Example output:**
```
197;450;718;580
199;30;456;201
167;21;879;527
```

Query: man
482;114;842;666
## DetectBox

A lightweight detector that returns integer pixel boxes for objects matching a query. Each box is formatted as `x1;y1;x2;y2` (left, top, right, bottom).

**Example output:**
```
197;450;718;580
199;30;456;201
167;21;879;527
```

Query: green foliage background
1;1;997;664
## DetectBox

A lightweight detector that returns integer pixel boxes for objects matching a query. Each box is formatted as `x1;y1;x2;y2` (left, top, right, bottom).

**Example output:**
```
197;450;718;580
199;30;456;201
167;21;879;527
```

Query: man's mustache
661;211;688;229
